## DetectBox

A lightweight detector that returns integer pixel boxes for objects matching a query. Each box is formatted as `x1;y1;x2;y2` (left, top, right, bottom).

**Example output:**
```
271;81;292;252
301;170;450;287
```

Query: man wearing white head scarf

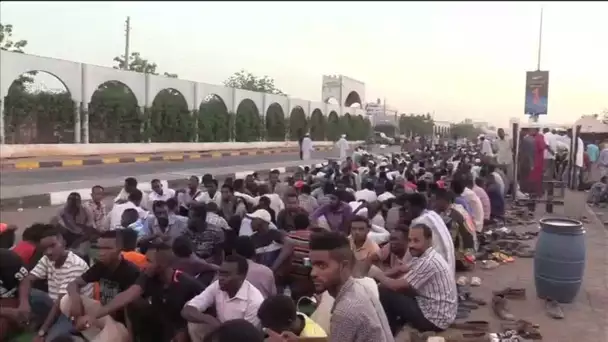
301;133;314;161
336;134;350;161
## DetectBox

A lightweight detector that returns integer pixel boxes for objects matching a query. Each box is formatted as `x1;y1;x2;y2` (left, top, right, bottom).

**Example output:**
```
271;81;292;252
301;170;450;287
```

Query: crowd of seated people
1;136;551;342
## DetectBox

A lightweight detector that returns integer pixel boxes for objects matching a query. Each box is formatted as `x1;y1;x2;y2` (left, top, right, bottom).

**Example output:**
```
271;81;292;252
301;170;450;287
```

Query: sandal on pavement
493;287;526;300
450;320;489;332
465;296;487;306
514;247;535;258
480;260;500;269
459;302;479;310
501;320;543;340
470;277;482;286
545;298;565;319
492;295;515;321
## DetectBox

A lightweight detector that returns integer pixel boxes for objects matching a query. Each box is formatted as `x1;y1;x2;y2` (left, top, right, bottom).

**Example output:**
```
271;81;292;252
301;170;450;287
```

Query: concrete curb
0;166;302;211
1;146;332;170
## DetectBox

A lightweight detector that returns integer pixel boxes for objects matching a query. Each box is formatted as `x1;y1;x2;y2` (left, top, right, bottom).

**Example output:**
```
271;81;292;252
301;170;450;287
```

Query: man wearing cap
246;210;285;269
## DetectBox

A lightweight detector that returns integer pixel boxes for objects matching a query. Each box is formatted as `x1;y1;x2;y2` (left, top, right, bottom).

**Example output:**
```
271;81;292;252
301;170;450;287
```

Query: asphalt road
0;150;333;187
1;144;402;236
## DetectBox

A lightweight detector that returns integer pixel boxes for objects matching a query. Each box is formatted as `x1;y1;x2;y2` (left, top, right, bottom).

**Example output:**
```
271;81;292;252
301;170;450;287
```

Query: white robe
301;137;314;160
336;138;349;161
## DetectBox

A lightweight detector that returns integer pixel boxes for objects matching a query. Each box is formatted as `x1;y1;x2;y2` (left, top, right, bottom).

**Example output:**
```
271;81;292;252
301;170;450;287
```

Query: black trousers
379;286;442;334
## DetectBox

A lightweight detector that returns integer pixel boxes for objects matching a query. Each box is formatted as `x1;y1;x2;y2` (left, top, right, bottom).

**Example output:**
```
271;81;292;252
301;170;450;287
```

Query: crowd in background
0;125;604;342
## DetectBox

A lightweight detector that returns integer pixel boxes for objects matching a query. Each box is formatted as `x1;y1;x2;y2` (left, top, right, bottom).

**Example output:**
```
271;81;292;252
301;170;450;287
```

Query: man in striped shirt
17;227;92;340
372;223;457;334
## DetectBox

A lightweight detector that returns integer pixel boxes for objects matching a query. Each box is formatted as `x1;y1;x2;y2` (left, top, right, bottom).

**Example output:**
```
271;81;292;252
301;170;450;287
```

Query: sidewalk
0;146;332;170
397;199;607;342
0;159;322;210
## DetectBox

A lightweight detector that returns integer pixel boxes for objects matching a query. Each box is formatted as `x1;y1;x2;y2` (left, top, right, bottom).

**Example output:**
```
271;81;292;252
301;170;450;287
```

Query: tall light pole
124;16;131;70
531;7;544;123
536;7;544;71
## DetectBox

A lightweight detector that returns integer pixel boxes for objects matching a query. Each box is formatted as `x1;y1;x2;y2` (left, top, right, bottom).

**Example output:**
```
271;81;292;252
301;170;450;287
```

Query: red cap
294;180;306;188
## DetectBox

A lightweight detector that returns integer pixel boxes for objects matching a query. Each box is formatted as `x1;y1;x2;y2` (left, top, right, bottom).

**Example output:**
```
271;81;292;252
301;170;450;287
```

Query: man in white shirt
355;182;378;202
562;129;585;188
148;179;176;203
461;185;485;233
479;135;493;158
106;189;148;230
494;128;513;185
114;177;150;210
199;179;223;206
182;255;265;342
543;128;557;180
405;193;455;273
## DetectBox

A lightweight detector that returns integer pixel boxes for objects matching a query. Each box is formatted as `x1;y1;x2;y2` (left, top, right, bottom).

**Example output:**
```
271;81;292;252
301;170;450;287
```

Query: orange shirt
121;251;148;269
348;236;380;262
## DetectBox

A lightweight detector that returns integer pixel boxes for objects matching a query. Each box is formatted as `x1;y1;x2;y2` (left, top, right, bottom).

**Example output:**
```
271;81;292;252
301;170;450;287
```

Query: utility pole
536;7;544;71
531;7;544;123
124;16;131;70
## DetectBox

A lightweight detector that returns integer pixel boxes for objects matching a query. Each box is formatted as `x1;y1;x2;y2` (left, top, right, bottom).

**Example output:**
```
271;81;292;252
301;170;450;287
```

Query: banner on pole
524;70;549;116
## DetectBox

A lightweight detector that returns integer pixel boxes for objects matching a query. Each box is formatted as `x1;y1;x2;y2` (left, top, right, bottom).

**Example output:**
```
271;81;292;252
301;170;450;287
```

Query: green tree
97;52;186;142
2;24;74;144
265;104;286;141
309;110;325;141
450;123;482;140
1;23;36;91
326;112;341;141
288;107;308;141
198;96;232;142
224;70;285;95
398;113;434;137
235;100;262;142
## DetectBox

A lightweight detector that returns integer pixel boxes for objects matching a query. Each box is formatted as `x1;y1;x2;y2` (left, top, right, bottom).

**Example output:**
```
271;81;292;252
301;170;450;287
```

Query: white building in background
433;120;451;136
365;99;398;117
365;99;398;127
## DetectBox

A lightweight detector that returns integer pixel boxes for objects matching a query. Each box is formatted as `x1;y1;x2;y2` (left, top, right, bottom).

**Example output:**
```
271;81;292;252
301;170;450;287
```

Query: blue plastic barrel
534;217;586;303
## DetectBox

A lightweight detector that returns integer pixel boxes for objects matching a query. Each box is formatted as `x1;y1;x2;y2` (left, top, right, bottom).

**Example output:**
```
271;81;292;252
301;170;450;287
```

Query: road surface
1;145;401;236
0;151;332;187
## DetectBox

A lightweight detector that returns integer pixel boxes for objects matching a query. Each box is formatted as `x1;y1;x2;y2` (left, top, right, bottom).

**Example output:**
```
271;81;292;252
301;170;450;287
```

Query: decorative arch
289;106;308;141
198;94;230;142
0;50;82;103
344;91;362;107
309;109;325;141
235;98;262;142
149;88;192;142
3;70;75;144
89;80;142;143
265;103;286;141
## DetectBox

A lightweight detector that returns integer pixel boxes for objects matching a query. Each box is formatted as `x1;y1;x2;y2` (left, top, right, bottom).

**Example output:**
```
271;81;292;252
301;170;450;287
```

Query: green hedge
2;90;372;143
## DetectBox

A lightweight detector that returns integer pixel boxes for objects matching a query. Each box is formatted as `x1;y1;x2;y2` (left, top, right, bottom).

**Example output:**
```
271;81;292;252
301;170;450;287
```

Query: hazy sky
1;1;607;128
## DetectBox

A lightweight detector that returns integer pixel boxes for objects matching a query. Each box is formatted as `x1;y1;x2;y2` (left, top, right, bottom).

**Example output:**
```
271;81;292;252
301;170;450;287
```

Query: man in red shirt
7;224;46;267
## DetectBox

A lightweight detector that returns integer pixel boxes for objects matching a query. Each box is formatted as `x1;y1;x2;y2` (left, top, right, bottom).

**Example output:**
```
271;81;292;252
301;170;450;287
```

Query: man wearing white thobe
336;134;349;161
301;133;314;161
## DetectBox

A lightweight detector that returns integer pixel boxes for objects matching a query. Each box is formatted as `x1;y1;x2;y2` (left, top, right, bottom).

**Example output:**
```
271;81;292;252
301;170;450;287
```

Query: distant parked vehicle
373;131;395;145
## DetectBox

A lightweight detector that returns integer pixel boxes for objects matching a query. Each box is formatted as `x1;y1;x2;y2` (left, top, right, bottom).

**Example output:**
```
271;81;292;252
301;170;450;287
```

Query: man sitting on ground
372;223;457;334
257;295;327;338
